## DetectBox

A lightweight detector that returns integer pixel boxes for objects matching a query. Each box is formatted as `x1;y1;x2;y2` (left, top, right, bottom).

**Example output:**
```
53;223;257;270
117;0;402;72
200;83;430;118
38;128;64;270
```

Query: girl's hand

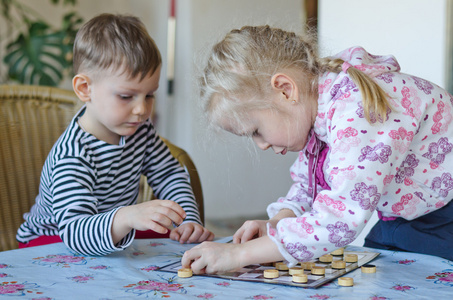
182;236;284;274
170;223;215;244
181;241;244;274
112;200;186;243
233;220;268;244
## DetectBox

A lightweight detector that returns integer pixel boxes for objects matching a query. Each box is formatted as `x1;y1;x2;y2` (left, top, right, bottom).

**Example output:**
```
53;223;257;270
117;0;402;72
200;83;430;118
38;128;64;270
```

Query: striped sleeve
52;157;134;255
142;128;202;225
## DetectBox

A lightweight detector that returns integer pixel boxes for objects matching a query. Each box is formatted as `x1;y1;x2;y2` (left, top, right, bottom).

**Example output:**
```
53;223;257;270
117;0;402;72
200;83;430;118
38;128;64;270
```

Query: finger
233;227;245;244
145;221;169;234
241;228;258;243
149;208;184;228
146;213;175;231
179;226;194;244
197;229;214;243
190;256;207;274
187;226;204;244
169;228;180;241
207;231;215;241
158;200;187;220
181;250;195;268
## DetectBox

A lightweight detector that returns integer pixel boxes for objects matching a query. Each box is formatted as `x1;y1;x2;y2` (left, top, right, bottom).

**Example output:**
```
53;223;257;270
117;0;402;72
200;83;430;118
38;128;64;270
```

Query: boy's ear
72;74;91;103
271;73;299;103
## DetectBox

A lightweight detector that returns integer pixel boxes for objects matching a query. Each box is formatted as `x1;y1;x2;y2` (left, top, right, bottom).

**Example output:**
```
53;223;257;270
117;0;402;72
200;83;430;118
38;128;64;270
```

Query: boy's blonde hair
73;13;161;80
200;25;390;128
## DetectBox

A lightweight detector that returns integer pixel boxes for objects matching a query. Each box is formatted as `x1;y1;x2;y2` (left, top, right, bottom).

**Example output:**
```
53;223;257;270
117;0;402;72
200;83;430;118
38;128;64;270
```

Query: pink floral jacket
267;47;453;265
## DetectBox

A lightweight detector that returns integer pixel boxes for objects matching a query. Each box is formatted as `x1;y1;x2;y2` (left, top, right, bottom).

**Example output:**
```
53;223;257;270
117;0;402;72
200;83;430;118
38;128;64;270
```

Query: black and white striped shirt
17;107;201;256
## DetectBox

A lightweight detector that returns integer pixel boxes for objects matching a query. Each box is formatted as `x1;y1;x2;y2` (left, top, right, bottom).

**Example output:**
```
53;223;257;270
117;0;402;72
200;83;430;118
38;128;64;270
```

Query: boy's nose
133;99;146;115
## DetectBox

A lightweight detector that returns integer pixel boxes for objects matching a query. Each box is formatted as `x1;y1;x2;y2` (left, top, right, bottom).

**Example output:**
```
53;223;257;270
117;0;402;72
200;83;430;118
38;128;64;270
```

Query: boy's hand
112;200;186;244
129;200;186;233
170;223;214;244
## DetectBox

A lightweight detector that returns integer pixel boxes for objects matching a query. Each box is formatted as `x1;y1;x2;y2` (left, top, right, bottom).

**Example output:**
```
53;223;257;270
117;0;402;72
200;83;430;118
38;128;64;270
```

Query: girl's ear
270;73;299;103
72;74;92;103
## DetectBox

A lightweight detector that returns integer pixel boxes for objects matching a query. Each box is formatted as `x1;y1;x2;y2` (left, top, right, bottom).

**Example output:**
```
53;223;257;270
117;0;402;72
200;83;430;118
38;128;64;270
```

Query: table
0;237;451;299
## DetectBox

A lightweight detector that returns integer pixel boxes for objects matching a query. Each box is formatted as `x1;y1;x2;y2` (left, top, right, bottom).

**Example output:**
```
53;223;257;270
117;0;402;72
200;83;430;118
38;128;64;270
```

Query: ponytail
320;58;391;123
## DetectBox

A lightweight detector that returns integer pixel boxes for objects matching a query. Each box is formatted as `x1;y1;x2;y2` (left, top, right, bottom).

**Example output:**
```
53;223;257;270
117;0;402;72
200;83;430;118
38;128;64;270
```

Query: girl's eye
145;94;155;99
119;95;133;100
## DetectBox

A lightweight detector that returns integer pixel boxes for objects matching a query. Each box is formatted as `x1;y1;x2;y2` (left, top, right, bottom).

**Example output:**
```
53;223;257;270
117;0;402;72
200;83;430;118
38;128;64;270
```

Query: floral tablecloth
0;237;451;299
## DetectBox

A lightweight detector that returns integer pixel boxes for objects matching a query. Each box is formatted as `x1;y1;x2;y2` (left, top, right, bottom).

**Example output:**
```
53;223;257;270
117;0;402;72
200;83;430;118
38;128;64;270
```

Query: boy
16;13;213;256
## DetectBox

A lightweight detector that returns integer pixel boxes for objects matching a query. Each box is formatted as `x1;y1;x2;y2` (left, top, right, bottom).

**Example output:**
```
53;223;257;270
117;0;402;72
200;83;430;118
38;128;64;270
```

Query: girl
182;25;453;274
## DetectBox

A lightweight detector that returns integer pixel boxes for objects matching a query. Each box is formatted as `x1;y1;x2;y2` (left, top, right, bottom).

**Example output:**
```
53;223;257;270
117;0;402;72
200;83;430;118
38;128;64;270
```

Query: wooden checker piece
292;273;308;283
178;268;193;278
275;262;289;271
331;260;346;269
311;266;326;275
338;277;354;286
319;254;333;263
361;264;377;273
288;267;304;275
330;247;345;256
344;254;358;263
300;261;316;270
263;269;279;279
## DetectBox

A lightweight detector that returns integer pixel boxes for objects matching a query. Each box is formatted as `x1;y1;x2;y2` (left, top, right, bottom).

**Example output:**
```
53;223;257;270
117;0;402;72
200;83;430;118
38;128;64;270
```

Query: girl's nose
253;136;271;150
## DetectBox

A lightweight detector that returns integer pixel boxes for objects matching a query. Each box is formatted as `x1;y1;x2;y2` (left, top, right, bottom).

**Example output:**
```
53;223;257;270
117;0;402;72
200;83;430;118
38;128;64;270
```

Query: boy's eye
119;95;133;100
145;94;155;99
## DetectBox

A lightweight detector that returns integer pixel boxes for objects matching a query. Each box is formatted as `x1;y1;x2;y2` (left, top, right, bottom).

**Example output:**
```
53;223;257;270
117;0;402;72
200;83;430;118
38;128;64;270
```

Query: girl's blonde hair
200;25;390;127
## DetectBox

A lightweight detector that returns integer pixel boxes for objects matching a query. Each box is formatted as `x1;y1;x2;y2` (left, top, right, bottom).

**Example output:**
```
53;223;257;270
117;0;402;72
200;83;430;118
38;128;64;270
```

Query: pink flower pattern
267;46;453;264
426;271;453;287
33;254;87;267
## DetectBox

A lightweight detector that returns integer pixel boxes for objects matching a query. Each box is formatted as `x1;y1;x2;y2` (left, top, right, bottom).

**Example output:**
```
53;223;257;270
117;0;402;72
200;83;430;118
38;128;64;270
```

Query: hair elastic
342;62;353;73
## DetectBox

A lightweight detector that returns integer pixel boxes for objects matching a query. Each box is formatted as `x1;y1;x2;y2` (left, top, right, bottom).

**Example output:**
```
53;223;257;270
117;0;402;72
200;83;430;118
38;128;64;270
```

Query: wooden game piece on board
292;273;308;283
319;254;333;263
178;268;193;278
331;260;346;269
330;247;345;256
275;262;289;271
311;266;326;276
361;264;377;273
344;254;358;263
300;262;316;270
263;269;279;279
288;267;304;275
338;277;354;286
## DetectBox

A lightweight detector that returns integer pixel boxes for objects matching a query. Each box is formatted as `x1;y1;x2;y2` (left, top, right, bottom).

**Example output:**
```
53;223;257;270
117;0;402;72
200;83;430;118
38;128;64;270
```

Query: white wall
318;0;449;87
171;0;305;220
318;0;450;246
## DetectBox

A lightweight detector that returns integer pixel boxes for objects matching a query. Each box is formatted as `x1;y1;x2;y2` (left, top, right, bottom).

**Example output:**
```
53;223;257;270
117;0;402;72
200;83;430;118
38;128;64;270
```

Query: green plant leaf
3;16;78;86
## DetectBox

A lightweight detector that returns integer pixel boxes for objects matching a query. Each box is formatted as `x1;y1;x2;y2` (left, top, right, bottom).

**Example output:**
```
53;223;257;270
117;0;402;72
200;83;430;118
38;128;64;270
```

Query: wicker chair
0;84;204;251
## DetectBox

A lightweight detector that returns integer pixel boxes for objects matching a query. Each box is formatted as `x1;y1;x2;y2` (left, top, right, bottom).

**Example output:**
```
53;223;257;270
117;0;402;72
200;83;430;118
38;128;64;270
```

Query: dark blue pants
364;200;453;260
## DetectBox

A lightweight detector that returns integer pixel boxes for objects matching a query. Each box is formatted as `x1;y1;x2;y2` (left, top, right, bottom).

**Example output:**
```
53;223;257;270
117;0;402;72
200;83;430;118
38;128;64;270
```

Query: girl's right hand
233;220;268;244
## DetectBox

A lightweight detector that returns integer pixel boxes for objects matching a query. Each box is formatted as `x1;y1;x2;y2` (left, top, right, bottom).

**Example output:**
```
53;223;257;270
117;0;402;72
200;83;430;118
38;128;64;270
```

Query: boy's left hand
170;223;214;244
